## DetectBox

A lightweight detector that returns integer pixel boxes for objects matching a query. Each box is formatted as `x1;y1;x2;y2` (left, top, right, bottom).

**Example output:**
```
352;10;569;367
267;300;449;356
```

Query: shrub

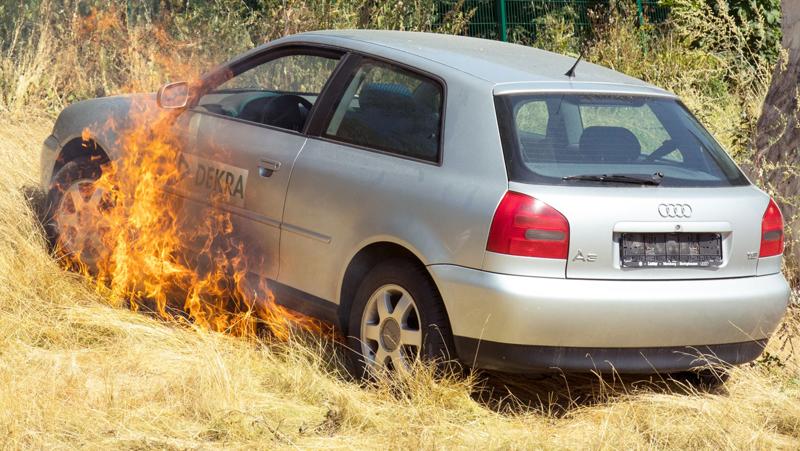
0;0;469;115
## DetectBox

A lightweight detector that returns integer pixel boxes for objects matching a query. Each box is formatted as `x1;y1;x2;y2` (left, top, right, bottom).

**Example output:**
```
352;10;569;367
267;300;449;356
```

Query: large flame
57;96;322;340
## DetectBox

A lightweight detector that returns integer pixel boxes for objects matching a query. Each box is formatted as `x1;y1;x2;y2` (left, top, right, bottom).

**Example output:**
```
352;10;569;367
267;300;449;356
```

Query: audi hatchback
41;30;790;375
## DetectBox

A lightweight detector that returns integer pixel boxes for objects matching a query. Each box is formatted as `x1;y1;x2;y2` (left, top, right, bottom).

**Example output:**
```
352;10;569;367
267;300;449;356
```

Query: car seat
579;126;641;163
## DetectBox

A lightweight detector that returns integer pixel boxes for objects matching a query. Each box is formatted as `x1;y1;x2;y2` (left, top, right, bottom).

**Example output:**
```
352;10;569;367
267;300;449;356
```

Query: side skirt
268;279;340;326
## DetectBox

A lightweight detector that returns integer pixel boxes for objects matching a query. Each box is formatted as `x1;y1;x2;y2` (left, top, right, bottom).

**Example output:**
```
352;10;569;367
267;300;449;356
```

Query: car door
278;57;446;304
174;46;344;279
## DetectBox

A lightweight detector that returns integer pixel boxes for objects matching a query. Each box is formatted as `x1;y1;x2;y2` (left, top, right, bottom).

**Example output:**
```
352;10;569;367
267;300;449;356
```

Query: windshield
494;94;749;187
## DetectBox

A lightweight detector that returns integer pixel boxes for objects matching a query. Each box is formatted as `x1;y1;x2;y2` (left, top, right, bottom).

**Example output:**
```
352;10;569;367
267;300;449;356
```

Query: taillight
760;198;784;257
487;191;570;259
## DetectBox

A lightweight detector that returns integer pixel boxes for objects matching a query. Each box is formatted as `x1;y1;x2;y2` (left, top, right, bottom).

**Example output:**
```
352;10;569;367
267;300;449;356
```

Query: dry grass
1;114;799;450
2;1;800;449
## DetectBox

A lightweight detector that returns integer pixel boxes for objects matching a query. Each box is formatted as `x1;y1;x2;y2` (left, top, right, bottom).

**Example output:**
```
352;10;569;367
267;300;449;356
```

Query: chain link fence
121;0;669;44
433;0;669;42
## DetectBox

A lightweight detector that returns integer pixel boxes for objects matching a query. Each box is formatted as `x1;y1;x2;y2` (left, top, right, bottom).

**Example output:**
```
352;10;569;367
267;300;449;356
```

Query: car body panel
40;134;60;186
289;30;654;88
430;264;789;348
172;110;309;278
41;94;152;189
758;254;783;276
504;182;769;280
279;73;508;303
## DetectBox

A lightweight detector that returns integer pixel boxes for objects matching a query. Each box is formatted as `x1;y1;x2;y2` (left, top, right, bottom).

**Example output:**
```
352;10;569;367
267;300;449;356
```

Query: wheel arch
52;135;111;182
336;240;452;334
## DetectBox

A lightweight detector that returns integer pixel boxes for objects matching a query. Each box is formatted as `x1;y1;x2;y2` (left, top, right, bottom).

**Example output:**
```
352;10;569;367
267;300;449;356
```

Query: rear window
495;94;749;187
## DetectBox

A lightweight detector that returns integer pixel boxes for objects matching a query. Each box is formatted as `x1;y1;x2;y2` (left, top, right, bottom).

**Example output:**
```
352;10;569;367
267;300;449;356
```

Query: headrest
359;83;414;113
412;83;441;114
579;126;641;163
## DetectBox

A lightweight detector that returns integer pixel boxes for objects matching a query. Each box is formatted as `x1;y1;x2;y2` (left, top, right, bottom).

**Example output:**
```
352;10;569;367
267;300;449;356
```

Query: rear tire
346;258;456;379
670;368;730;391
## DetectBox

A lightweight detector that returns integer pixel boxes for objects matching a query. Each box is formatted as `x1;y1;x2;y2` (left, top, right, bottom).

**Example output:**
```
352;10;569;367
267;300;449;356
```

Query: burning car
41;30;790;375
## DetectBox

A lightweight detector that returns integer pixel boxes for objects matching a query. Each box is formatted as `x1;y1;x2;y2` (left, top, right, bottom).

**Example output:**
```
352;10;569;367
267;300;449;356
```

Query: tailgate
508;182;769;280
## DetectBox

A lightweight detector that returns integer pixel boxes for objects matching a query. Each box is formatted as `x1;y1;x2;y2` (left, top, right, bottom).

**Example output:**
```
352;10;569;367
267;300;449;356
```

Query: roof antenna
564;52;583;78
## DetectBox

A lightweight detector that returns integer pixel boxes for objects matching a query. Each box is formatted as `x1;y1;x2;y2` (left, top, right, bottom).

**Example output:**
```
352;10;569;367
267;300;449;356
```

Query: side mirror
157;81;189;109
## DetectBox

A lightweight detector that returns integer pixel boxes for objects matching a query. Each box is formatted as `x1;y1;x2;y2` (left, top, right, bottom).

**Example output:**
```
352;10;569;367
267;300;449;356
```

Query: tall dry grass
1;0;800;448
0;0;471;116
2;116;800;448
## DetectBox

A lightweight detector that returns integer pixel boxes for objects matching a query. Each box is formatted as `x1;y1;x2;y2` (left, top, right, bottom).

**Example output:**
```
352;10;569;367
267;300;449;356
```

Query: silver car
41;30;790;375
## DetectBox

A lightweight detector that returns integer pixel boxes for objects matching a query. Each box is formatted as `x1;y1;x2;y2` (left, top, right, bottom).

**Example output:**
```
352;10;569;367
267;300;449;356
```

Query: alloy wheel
54;178;111;264
360;284;422;372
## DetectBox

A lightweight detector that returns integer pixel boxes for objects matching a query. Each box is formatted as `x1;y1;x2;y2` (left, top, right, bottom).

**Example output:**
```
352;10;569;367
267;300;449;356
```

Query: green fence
123;0;669;44
434;0;669;42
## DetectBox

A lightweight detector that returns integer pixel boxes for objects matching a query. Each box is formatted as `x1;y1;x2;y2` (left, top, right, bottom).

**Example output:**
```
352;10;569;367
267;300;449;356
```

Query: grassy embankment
0;1;798;448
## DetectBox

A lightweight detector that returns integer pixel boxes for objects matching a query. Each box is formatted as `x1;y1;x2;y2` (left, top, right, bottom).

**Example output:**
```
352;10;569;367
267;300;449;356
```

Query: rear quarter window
324;61;443;163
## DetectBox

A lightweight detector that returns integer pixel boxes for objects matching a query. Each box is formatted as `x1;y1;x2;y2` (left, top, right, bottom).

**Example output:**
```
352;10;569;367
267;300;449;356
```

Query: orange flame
59;97;323;340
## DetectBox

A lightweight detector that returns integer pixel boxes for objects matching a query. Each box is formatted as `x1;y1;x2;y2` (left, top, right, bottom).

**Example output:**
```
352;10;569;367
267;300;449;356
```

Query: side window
197;52;340;132
324;62;443;162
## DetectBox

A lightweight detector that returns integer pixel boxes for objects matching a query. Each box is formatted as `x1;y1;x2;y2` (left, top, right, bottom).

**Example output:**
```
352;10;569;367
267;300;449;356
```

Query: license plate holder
620;233;723;268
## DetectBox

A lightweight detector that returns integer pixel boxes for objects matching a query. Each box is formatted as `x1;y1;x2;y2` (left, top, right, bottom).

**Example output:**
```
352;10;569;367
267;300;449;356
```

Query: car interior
515;98;704;169
332;82;441;161
196;89;315;133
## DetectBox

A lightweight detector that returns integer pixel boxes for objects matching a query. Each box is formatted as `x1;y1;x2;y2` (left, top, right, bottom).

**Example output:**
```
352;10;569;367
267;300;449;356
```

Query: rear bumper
454;337;767;373
428;265;790;373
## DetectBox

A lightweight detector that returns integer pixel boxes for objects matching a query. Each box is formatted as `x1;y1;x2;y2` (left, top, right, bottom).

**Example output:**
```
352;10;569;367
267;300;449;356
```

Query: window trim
304;53;364;136
311;55;447;166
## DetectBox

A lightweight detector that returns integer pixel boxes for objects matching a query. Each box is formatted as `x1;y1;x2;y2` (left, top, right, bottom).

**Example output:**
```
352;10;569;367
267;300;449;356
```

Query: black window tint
324;62;443;162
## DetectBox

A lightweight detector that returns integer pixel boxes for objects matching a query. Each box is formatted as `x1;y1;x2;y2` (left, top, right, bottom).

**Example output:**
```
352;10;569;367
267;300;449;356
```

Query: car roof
278;30;673;97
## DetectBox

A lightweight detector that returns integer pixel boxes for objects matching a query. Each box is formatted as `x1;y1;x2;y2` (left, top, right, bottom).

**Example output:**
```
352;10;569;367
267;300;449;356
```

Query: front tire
46;158;112;269
346;258;456;378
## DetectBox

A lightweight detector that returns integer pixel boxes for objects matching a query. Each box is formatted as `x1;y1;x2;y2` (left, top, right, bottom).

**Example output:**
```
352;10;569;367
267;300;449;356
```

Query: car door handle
258;159;282;177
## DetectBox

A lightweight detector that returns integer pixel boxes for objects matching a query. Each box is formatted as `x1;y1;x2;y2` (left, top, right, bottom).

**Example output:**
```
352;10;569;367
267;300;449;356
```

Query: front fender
52;94;156;159
42;94;158;187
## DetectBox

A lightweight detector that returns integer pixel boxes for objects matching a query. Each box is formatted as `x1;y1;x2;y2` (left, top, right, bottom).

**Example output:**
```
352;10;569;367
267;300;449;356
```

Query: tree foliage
721;0;782;62
663;0;781;67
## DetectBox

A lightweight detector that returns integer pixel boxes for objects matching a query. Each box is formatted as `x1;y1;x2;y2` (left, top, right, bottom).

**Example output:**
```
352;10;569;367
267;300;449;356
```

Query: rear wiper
562;172;664;185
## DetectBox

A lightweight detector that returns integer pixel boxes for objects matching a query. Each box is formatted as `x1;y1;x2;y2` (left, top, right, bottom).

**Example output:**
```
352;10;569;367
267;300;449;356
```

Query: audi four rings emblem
658;203;693;218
